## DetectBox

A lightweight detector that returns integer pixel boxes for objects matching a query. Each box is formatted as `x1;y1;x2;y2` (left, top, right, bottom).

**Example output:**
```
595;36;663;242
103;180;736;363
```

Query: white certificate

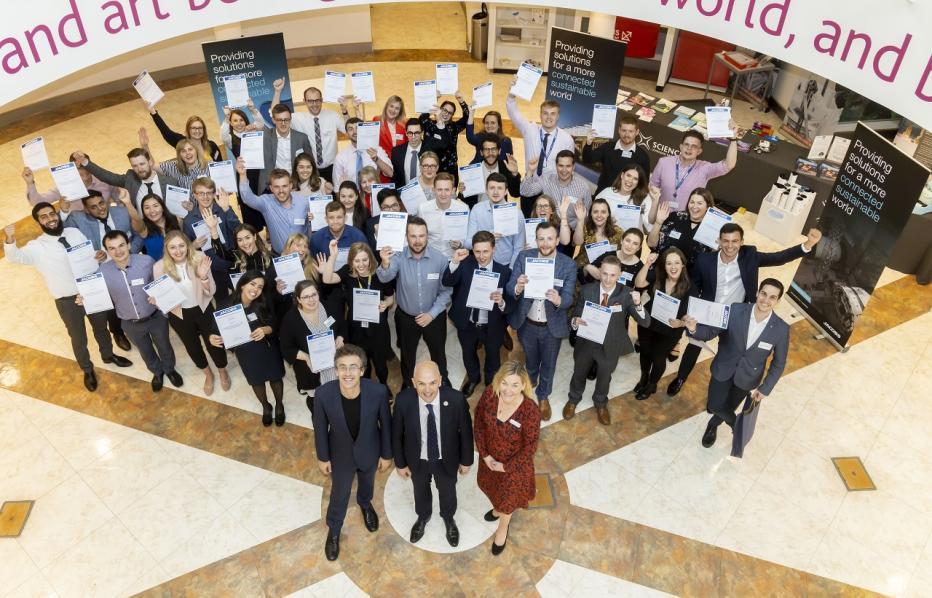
473;82;493;109
66;240;99;278
399;180;428;215
492;202;519;236
436;63;459;94
611;202;642;232
414;80;438;114
826;136;851;164
356;121;380;151
591;104;617;138
650;290;681;326
466;269;500;311
214;304;253;349
208;160;237;194
21;137;49;170
75;273;113;315
376;212;408;251
239;131;264;169
351;71;376;103
307;331;337;373
687;297;731;329
442;210;469;242
524;218;544;247
510;63;543;101
323;71;347;103
524;257;554;300
704;106;733;139
272;252;305;294
132;70;164;107
584;240;615;263
223;74;250;107
164;185;190;218
808;134;832;160
308;195;331;232
459;162;485;197
191;219;225;244
352;287;381;323
50;162;89;201
577;301;613;344
229;272;243;287
143;274;185;314
334;247;350;270
692;206;733;249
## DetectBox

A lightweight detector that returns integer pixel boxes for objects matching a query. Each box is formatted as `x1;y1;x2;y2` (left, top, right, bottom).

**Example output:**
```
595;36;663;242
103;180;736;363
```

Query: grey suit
568;282;651;407
257;127;313;192
690;302;789;428
64;206;142;253
82;160;179;212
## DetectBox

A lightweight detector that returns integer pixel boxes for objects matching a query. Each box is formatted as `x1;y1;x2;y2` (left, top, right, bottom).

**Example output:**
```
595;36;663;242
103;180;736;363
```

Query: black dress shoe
702;420;718;448
667;378;685;397
274;402;285;427
112;332;131;352
502;332;514;352
165;370;184;387
635;383;656;401
360;504;379;532
83;370;98;392
491;538;507;555
103;355;133;368
460;379;479;398
484;509;499;522
410;517;428;543
444;518;459;547
633;375;648;394
325;531;340;561
151;373;164;392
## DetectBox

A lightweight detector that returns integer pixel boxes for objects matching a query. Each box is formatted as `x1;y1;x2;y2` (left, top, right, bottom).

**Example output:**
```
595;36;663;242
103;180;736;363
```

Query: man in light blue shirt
466;172;524;268
237;159;310;254
377;216;452;387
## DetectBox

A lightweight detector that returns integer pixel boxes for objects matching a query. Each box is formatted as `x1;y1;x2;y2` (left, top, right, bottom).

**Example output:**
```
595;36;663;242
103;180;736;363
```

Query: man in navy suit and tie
442;231;514;398
313;344;393;561
683;278;790;448
392;361;474;546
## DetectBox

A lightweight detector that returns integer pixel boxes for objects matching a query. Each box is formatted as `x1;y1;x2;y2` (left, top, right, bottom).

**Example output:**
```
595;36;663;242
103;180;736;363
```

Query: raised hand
656;201;672;224
235;157;247;176
21;167;34;184
196;256;212;279
272;78;285;92
527;156;539;175
645;252;659;267
504;153;519;174
804;228;822;250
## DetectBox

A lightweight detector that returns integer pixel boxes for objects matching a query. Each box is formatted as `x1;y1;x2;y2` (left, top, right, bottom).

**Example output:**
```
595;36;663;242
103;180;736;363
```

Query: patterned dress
474;387;541;514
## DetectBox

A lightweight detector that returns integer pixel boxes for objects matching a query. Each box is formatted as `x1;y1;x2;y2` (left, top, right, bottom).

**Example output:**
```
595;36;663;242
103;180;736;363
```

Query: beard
40;220;64;236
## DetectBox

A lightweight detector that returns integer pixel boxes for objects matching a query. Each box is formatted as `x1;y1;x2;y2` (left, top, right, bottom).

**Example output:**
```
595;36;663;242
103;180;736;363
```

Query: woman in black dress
209;271;287;427
419;92;469;181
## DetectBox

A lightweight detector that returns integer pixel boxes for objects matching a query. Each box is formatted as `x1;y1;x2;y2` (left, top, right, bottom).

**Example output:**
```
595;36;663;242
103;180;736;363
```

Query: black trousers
676;342;703;382
637;326;682;385
107;308;123;335
456;322;503;385
168;307;228;370
55;296;114;373
520;192;540;218
395;310;448;385
319;164;334;185
568;343;619;407
326;462;376;534
412;459;458;521
707;377;750;429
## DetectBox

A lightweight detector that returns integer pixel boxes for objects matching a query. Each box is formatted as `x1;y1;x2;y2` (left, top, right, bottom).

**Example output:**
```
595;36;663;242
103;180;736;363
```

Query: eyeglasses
298;294;317;300
381;202;401;210
406;130;422;136
194;191;213;197
189;126;205;132
440;109;454;117
421;163;439;169
337;364;361;372
481;147;500;153
305;98;323;104
274;117;292;124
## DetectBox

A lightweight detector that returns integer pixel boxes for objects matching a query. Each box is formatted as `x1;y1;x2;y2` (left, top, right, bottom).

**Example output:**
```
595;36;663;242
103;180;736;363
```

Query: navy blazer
506;248;576;338
441;256;514;330
64;206;141;253
391;387;474;477
182;203;241;271
691;244;806;303
690;302;789;395
313;378;392;471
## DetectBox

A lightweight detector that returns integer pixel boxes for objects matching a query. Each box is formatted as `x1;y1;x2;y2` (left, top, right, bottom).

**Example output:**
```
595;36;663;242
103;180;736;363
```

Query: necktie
601;292;609;307
57;236;71;249
408;150;418;182
145;182;155;196
355;150;363;186
99;217;113;234
426;403;440;461
313;117;323;166
537;132;549;176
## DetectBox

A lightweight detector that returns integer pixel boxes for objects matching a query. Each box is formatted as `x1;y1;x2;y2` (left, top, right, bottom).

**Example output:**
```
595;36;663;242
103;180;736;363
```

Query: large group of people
6;73;821;561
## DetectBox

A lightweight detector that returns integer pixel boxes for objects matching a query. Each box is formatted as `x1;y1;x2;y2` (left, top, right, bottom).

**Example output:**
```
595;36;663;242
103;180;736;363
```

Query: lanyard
356;274;371;289
673;159;697;197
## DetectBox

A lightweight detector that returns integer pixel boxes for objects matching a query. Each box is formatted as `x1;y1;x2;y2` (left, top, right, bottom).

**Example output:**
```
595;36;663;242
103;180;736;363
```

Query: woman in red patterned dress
474;361;541;555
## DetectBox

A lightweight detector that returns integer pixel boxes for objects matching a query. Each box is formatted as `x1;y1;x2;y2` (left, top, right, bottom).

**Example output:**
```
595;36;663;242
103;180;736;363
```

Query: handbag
730;394;761;458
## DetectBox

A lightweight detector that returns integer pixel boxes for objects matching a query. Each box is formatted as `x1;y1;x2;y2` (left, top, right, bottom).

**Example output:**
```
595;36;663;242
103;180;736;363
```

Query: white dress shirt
746;309;772;350
291;109;346;168
134;174;162;210
715;253;744;305
404;145;421;184
418;395;442;460
417;198;469;259
275;132;293;171
332;145;391;187
4;228;95;299
506;95;575;174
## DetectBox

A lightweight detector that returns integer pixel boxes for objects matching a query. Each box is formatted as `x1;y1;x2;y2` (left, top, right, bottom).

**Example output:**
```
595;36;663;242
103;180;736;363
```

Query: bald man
392;361;474;547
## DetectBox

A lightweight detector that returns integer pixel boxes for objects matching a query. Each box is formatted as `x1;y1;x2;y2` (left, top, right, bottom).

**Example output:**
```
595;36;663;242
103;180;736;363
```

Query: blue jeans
518;322;563;400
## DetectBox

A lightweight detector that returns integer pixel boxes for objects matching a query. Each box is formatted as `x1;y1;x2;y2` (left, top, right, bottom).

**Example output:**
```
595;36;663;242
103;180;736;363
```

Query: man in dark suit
667;223;821;396
390;118;440;188
581;115;652;195
257;103;313;192
458;133;521;208
442;231;514;397
392;361;474;546
567;255;651;424
506;221;576;420
684;278;790;448
312;343;392;561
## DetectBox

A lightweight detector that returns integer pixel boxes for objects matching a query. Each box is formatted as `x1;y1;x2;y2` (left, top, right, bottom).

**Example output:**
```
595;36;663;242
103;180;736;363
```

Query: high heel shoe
261;403;273;427
484;509;499;522
633;375;649;394
491;537;507;555
274;402;285;427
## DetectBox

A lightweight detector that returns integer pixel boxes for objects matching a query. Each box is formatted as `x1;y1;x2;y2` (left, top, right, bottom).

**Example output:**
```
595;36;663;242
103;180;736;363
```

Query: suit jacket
572;281;650;361
64;206;141;253
390;140;440;188
258;128;313;192
506;248;576;338
461;159;522;204
313;379;392;471
441;256;514;333
690;302;789;395
691;245;806;303
391;388;474;477
83;161;180;213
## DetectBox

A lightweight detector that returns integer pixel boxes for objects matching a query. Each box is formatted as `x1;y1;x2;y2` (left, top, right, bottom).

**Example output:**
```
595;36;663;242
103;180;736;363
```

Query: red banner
613;17;660;59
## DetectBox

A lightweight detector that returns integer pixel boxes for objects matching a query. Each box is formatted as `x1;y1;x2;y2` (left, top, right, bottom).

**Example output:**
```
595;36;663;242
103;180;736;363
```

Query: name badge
758;341;773;350
508;418;521;428
553;279;564;288
620;271;632;282
668;230;682;240
131;278;145;286
247;313;258;322
621;150;633;158
427;272;440;280
324;316;336;328
293;217;305;225
394;133;404;141
433;133;442;140
610;305;624;313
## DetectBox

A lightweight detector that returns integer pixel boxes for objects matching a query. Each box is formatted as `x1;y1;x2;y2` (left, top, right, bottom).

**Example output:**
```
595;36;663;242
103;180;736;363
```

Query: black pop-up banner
788;122;930;349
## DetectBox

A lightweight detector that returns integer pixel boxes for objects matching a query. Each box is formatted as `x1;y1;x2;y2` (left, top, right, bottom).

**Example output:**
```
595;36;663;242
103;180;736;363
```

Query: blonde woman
474;361;541;555
268;232;321;321
149;137;209;191
375;95;407;161
153;230;230;394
